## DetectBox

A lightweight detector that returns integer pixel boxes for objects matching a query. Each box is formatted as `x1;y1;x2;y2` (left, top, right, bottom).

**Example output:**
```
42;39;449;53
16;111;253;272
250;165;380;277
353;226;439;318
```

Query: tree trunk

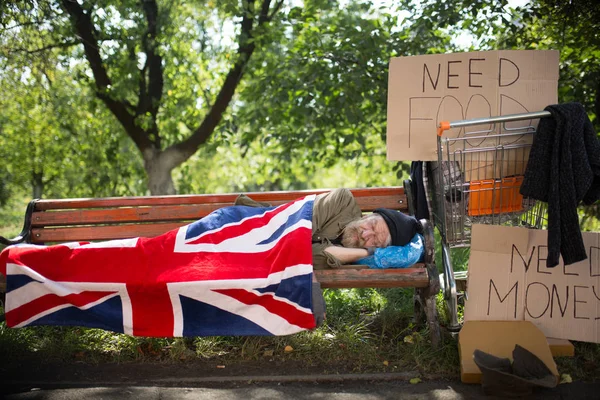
32;171;44;199
143;148;177;195
61;0;281;197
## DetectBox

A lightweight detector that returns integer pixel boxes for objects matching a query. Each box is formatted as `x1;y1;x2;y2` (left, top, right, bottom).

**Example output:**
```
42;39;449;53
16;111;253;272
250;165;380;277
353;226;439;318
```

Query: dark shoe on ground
473;345;557;397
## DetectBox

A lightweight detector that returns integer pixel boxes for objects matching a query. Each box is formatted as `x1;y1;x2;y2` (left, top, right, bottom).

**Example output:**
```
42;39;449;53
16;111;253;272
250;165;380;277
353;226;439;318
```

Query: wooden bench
0;186;441;346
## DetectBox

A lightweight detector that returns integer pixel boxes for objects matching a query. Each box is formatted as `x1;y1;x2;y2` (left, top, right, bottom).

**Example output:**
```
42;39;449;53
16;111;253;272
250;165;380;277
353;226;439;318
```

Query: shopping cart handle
437;121;451;137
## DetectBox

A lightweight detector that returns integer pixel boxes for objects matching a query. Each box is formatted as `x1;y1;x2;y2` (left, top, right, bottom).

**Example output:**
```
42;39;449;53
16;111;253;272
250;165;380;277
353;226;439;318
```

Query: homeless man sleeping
235;188;423;270
0;189;423;337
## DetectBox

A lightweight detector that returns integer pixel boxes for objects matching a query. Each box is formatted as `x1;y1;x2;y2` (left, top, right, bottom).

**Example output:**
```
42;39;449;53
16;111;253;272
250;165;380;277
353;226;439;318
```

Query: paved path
3;378;599;399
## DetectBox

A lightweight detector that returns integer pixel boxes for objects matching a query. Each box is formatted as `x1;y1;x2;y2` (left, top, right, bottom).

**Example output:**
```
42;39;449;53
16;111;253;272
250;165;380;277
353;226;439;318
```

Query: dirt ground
2;356;354;386
2;358;600;400
2;350;599;398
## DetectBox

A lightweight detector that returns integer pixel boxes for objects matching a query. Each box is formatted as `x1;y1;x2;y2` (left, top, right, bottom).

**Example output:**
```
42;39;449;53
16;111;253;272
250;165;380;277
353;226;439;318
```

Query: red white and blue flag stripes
0;195;316;337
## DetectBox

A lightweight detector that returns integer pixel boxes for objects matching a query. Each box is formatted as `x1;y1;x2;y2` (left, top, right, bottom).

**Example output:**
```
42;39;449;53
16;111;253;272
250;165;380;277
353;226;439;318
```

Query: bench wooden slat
31;194;406;227
31;223;186;243
31;204;231;227
1;267;428;293
33;187;406;211
350;195;407;211
315;266;429;288
27;186;407;242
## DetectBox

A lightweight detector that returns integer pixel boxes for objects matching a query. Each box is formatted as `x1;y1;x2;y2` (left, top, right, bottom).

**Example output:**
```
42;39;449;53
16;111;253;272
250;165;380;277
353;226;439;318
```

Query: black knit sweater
520;103;600;267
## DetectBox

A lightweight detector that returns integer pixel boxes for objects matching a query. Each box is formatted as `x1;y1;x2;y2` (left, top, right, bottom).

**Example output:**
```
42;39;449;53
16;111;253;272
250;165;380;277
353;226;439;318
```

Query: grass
0;287;462;377
3;284;599;381
555;342;600;381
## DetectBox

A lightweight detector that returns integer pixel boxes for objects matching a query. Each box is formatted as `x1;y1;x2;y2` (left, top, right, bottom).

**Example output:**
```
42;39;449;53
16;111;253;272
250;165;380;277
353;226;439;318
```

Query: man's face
341;214;391;248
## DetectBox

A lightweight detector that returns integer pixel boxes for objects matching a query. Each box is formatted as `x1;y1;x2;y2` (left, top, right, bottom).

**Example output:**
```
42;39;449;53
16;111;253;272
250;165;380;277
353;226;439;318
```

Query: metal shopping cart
430;111;550;331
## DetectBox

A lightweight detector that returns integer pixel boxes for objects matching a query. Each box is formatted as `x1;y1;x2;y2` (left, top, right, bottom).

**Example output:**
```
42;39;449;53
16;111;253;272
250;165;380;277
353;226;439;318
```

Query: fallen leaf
560;374;572;384
403;335;414;344
263;350;274;357
284;345;294;353
383;360;389;366
410;378;421;384
216;365;226;369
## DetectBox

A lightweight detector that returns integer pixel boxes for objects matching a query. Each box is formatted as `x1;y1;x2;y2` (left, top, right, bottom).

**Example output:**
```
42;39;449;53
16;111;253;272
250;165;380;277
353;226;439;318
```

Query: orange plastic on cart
468;176;524;216
437;121;451;137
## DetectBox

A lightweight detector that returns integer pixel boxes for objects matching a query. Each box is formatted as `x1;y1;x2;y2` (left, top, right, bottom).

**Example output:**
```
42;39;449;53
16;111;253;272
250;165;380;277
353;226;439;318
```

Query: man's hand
312;281;326;327
323;246;369;264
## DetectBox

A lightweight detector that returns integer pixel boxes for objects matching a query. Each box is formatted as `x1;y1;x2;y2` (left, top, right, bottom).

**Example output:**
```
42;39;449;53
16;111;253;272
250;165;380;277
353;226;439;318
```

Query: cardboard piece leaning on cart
464;224;600;344
386;50;559;179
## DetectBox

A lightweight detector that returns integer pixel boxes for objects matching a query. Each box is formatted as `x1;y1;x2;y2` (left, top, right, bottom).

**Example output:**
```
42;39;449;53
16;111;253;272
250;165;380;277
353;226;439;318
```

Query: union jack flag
1;195;317;337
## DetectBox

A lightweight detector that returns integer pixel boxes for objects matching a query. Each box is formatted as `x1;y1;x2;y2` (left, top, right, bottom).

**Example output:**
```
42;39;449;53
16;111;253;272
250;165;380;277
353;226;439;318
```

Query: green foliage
0;190;27;241
495;1;600;133
175;133;404;194
0;17;147;199
0;169;10;207
1;0;297;195
0;95;146;199
231;1;453;179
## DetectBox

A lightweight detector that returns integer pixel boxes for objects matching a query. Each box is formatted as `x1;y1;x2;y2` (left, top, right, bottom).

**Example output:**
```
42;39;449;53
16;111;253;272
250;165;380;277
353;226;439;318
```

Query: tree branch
60;0;152;151
0;20;43;33
60;0;109;86
137;48;148;114
266;0;284;22
7;41;78;55
202;88;213;109
139;0;164;148
168;0;275;165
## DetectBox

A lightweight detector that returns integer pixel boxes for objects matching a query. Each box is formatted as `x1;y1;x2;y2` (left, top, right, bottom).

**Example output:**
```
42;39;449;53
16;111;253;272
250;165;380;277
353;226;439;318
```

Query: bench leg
416;288;441;348
414;263;441;348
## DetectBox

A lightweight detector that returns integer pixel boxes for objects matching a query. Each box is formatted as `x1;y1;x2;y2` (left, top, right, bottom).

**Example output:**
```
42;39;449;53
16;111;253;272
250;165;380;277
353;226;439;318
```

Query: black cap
373;208;420;247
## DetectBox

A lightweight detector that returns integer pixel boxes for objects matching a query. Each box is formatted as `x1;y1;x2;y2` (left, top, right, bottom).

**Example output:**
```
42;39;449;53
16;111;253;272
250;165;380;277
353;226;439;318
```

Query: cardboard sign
386;50;559;161
464;224;600;343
